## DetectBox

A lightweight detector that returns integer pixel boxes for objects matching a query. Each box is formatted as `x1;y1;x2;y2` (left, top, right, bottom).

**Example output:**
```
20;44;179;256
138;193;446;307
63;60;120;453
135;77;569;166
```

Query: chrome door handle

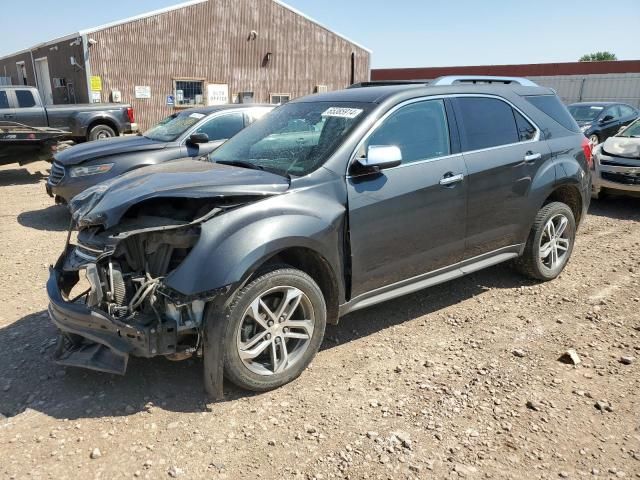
439;173;464;186
524;152;542;163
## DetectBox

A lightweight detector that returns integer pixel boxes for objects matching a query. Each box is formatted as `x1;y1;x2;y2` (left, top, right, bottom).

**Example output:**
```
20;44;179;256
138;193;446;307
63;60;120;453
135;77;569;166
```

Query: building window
173;79;205;107
270;93;291;105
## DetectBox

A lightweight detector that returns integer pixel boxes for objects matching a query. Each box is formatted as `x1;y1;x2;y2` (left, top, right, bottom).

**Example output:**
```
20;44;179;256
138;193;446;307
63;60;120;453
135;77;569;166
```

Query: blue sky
1;0;638;68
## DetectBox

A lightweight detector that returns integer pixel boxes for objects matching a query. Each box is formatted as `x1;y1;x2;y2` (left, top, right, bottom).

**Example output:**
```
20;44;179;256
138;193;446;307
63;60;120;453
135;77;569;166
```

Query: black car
46;104;273;203
568;101;638;146
47;76;591;397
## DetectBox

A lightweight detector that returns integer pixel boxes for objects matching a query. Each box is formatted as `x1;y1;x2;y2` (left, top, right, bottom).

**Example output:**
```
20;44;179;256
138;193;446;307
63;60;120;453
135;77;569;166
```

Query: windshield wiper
216;160;291;181
216;160;265;171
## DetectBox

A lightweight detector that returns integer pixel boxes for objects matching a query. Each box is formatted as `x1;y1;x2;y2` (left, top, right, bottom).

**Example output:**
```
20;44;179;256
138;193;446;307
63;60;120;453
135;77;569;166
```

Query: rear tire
515;202;576;281
207;266;327;392
88;124;116;141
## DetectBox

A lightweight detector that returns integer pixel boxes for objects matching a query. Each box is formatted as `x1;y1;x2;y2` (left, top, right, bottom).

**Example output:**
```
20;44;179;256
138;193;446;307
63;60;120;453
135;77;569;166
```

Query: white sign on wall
207;83;229;105
134;85;151;99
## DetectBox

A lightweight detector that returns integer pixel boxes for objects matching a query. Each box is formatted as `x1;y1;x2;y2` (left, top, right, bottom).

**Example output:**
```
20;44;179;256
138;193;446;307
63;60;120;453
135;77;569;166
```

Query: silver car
592;118;640;198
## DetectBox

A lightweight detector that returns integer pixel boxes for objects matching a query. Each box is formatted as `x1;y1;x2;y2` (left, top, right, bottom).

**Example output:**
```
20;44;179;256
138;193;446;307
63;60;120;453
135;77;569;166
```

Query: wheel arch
255;247;341;325
87;118;119;139
541;183;584;226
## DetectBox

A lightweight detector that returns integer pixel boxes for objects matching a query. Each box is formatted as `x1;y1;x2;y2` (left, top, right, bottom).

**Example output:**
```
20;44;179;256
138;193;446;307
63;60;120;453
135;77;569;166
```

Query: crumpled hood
54;135;167;166
601;136;640;159
69;159;290;229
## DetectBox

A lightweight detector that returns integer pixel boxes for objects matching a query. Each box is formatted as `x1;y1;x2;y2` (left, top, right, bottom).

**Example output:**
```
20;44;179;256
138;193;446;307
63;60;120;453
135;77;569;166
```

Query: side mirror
600;115;614;123
187;133;209;145
352;145;402;174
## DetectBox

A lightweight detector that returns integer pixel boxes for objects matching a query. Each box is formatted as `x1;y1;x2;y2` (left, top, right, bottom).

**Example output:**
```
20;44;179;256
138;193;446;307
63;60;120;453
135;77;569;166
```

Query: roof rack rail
348;80;429;89
431;75;539;87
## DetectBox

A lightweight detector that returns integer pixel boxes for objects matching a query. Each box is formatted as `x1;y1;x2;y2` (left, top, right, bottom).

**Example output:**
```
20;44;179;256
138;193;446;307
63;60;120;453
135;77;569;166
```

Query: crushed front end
48;198;226;375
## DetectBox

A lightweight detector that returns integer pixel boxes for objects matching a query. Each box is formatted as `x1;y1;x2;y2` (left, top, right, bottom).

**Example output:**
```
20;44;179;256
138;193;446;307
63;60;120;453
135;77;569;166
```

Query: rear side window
525;95;580;132
454;97;519;151
620;105;636;117
0;91;9;109
514;110;536;141
15;90;36;108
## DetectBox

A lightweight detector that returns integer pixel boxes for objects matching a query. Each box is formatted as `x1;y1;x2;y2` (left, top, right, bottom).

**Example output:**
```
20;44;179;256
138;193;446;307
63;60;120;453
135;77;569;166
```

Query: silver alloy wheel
589;134;599;146
539;213;571;270
97;131;111;139
236;286;315;376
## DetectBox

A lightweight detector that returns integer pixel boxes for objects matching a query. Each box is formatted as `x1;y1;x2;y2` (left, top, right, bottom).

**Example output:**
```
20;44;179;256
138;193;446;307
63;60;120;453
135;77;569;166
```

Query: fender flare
164;212;344;297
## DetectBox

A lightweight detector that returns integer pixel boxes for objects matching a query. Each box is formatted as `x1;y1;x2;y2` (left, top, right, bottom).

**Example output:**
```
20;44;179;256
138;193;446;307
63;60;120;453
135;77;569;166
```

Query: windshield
568;105;604;123
619;118;640;138
143;111;207;142
210;101;371;177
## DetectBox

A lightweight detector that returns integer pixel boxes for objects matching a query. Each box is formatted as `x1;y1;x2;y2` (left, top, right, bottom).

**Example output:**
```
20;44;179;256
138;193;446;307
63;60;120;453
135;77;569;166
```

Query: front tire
515;202;576;281
589;133;600;146
209;267;327;392
88;124;116;141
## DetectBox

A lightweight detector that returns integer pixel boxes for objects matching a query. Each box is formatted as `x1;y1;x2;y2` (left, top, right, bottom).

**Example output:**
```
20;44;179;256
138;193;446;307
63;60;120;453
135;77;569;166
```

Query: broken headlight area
53;198;230;368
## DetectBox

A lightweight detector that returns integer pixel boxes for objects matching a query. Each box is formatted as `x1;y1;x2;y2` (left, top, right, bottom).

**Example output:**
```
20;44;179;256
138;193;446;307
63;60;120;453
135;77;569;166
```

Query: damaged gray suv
47;76;592;396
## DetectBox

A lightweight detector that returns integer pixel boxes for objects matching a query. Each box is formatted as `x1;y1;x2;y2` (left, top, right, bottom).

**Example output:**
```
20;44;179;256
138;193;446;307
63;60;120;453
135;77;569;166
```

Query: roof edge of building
0;33;80;62
79;0;208;35
0;0;371;63
271;0;372;53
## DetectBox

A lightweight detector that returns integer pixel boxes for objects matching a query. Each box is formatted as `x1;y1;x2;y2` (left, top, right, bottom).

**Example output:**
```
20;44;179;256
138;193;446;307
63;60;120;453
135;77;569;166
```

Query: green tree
579;52;618;62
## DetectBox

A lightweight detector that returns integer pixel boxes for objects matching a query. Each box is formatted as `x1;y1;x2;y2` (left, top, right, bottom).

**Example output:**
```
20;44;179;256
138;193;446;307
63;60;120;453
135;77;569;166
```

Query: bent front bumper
47;253;178;374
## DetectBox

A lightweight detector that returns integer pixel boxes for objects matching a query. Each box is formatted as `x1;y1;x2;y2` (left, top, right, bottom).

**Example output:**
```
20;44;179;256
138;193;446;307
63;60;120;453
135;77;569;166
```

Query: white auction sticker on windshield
189;113;206;119
322;107;363;119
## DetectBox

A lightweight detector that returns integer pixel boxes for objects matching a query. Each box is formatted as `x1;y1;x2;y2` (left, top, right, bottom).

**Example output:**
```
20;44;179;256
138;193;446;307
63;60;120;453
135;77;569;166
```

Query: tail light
126;107;135;124
582;136;593;169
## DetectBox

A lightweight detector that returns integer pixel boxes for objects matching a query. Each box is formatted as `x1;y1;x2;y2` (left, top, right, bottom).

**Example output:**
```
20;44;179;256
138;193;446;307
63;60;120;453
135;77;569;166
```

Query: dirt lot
0;160;639;480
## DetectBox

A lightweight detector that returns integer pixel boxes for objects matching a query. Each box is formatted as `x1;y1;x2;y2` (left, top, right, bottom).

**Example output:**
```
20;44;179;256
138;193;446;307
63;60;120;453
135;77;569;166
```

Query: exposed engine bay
53;197;240;373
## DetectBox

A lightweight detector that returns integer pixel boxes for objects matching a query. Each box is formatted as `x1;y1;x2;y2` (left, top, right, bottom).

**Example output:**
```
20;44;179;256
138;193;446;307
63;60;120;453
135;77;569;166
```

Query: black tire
207;267;327;392
589;133;600;146
88;124;116;141
514;202;576;281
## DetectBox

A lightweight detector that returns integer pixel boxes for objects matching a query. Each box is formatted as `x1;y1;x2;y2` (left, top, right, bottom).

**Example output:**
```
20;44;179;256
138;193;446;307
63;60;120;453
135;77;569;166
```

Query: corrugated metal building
0;0;371;129
372;61;640;107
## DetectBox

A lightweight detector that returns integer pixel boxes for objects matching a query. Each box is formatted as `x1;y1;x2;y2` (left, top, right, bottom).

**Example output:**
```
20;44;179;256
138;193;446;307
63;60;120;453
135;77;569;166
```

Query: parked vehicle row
568;101;638;145
46;76;591;397
46;105;273;203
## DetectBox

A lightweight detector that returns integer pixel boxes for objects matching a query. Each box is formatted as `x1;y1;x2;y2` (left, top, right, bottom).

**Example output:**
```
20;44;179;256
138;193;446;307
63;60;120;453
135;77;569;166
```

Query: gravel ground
0;160;639;480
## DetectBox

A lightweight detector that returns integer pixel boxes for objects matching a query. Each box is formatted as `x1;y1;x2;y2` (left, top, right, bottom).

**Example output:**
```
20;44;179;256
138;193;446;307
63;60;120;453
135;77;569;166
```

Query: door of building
34;57;53;105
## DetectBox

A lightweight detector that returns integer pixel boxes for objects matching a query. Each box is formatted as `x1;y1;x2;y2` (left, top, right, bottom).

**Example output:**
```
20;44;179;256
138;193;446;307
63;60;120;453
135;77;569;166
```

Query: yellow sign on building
90;76;102;92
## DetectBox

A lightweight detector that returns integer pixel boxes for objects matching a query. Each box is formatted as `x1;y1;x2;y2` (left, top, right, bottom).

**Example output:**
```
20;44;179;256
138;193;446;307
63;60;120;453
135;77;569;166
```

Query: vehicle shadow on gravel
0;264;534;421
589;196;640;221
0;167;48;186
324;263;533;350
17;204;70;232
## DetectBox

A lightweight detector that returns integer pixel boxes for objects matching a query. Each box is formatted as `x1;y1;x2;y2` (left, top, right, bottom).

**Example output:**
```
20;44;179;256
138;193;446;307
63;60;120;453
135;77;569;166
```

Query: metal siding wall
88;0;370;130
30;41;89;104
528;74;640;107
0;43;89;103
0;52;35;87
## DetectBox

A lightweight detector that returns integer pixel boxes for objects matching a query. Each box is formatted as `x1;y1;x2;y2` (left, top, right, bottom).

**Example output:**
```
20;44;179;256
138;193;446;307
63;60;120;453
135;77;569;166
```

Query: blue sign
166;95;175;106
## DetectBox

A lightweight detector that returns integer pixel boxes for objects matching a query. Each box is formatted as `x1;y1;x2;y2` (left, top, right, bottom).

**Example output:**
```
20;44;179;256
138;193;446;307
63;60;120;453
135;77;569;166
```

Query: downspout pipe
30;50;40;90
81;34;93;103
